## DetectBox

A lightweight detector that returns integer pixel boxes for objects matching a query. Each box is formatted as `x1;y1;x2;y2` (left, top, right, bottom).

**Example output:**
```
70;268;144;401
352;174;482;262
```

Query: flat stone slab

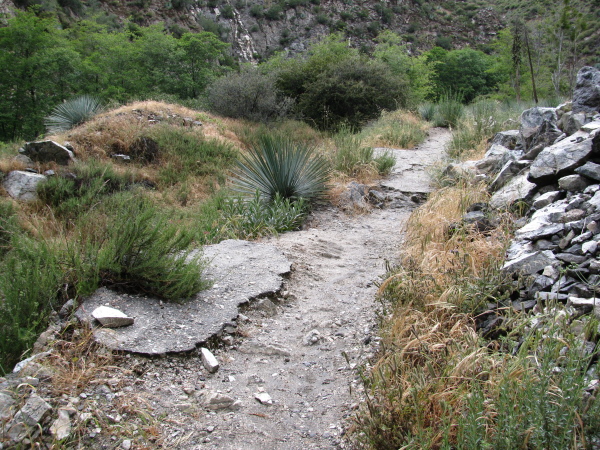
76;239;291;354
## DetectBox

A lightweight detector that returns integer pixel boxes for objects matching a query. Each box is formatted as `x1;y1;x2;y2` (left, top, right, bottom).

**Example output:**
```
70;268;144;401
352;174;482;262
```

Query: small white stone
92;306;134;328
254;392;272;405
201;348;219;373
582;241;598;254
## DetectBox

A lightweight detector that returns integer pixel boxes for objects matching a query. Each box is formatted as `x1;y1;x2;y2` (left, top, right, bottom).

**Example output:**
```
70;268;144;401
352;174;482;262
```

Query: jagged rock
522;120;563;160
582;120;600;133
528;131;598;185
203;392;241;411
489;159;530;192
20;140;74;165
339;181;369;210
254;392;272;405
200;347;219;373
92;306;134;328
254;298;277;316
474;144;519;174
575;162;600;182
520;107;558;151
14;154;34;167
502;250;558;276
533;191;561;210
0;392;16;421
559;174;593;192
582;241;598;254
8;394;52;442
50;408;72;441
303;329;322;346
558;111;588;136
572;66;600;114
489;170;537;210
3;170;46;202
490;130;520;150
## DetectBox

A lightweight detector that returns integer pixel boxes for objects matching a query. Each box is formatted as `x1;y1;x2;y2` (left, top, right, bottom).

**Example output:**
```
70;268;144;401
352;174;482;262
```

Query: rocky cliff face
1;0;505;61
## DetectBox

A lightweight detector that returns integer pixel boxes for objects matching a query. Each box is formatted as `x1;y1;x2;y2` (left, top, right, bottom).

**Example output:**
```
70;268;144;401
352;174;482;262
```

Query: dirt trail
117;128;451;449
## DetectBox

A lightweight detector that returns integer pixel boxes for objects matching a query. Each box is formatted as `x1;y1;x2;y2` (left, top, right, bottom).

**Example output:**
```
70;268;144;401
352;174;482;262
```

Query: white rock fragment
201;347;219;373
254;392;273;405
582;240;598;254
50;409;72;441
203;391;241;410
92;306;134;328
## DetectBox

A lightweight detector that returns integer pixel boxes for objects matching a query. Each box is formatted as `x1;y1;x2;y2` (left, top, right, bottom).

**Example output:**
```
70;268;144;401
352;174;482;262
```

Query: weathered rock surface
528;131;598;184
489;170;537;210
572;66;600;113
76;239;291;354
3;170;46;202
20;141;74;165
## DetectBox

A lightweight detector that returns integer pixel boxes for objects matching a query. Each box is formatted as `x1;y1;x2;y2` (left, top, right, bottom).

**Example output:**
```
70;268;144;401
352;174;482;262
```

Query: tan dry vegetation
49;101;242;160
362;110;430;149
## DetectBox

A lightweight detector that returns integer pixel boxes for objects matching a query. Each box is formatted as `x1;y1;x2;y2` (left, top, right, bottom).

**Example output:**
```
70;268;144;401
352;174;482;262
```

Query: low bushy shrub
207;68;294;123
221;192;308;238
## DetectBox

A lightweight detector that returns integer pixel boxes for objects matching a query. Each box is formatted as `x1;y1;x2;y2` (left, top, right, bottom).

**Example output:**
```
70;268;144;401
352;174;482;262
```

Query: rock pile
449;66;600;338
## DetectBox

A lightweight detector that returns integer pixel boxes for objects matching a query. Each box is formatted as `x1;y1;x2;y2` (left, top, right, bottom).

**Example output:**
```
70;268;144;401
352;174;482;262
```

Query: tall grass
354;169;600;448
361;110;429;149
433;92;465;128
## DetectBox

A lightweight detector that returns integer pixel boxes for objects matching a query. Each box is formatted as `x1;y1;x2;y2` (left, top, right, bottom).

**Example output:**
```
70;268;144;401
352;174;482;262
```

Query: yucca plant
44;95;103;134
231;134;330;202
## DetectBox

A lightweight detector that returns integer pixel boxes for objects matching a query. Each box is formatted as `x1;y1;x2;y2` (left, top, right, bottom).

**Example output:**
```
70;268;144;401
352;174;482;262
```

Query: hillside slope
2;0;598;63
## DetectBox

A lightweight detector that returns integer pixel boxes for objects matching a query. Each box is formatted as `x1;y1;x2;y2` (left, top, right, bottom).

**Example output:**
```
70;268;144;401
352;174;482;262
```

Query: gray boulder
558;174;592;192
522;120;563;160
575;161;600;182
20;140;74;165
528;131;599;185
520;107;558;151
489;170;537;210
572;66;600;114
558;111;588;136
490;130;520;150
502;250;558;276
3;170;46;202
488;159;530;192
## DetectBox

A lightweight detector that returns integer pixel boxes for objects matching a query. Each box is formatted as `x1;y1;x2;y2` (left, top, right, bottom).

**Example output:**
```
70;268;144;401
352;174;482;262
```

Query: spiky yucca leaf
45;95;103;133
231;135;330;202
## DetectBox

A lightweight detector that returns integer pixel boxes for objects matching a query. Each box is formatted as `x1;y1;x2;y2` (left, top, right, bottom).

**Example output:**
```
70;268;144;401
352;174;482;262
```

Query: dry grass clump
356;167;600;448
362;109;429;149
50;101;241;161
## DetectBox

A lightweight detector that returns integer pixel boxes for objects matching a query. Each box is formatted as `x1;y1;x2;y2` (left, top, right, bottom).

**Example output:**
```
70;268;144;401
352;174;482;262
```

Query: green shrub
221;191;309;238
297;58;408;130
433;92;464;127
373;150;396;175
207;68;294;123
333;126;374;175
44;95;103;134
90;195;211;301
249;4;263;17
221;4;234;18
150;126;237;187
265;4;282;20
418;102;436;122
37;161;136;220
231;134;330;202
0;235;63;374
0;200;19;257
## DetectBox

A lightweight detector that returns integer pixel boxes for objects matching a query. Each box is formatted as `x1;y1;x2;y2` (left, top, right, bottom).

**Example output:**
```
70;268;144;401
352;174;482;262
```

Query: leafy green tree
0;10;82;140
373;31;434;106
177;32;229;98
297;58;408;130
426;47;499;102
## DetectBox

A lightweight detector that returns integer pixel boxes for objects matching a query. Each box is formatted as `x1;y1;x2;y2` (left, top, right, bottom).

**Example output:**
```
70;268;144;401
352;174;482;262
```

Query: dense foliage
0;10;229;141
